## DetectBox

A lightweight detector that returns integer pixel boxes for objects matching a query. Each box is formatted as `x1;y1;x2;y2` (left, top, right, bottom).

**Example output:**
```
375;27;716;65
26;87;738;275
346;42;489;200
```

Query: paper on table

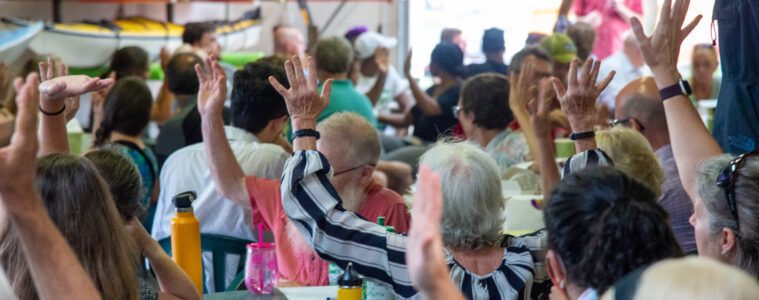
279;286;337;300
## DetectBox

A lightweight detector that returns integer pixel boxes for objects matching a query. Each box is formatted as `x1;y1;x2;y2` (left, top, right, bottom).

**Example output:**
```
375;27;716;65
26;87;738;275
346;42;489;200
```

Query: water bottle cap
173;191;196;208
337;262;362;287
377;216;385;226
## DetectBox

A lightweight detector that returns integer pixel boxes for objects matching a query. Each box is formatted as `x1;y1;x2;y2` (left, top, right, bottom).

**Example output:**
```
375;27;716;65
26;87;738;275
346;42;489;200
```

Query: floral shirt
484;129;531;175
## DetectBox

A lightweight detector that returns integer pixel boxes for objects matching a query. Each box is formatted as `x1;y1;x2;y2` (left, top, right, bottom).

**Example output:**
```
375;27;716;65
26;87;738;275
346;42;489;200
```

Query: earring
560;279;566;289
721;249;728;257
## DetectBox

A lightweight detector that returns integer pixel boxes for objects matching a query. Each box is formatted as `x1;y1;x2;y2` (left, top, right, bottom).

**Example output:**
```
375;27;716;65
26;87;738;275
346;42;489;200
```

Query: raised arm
196;57;250;209
509;62;540;163
126;219;201;300
152;47;176;125
37;57;113;155
630;0;712;197
551;57;615;153
269;56;418;298
365;47;390;106
528;79;562;202
407;166;465;300
2;73;101;300
404;50;443;116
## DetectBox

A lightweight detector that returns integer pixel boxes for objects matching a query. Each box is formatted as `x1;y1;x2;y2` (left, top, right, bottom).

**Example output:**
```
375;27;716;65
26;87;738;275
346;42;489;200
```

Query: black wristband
569;130;595;141
293;129;320;140
39;104;66;116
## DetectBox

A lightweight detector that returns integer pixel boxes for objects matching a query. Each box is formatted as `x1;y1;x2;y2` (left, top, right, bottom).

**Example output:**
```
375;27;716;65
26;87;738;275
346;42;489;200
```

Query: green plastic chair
158;234;252;292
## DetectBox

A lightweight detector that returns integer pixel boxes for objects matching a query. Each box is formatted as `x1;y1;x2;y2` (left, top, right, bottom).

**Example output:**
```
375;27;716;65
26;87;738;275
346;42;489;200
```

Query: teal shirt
287;79;377;139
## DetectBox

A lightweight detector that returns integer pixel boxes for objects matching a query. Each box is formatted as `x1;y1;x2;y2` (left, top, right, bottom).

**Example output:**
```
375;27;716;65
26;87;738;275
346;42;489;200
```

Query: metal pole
53;0;62;23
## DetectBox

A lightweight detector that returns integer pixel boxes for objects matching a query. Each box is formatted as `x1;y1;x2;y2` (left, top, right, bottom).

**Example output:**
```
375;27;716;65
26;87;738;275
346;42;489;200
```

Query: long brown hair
0;154;139;299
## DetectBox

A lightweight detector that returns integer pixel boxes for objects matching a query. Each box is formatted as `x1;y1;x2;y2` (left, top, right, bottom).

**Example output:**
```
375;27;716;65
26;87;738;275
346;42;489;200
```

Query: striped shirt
280;150;543;299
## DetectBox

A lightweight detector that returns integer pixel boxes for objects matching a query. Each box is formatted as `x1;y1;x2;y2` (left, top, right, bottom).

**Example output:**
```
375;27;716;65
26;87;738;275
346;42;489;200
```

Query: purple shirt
655;144;697;253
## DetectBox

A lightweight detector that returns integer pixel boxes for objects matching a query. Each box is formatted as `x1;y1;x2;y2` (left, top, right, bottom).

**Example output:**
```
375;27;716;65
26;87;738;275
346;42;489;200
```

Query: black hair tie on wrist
39;104;66;116
569;130;595;141
293;129;320;140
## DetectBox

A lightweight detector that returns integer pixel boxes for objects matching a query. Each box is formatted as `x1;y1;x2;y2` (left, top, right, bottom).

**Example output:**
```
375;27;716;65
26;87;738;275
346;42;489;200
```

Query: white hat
354;32;397;60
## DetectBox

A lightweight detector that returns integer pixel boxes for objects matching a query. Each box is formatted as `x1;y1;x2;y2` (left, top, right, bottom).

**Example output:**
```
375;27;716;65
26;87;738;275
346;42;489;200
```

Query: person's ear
629;118;644;132
721;227;738;258
546;250;566;287
273;115;289;134
359;164;375;186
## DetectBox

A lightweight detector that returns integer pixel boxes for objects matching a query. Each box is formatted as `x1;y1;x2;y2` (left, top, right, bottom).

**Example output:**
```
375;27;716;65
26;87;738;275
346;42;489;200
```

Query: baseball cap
354;32;397;60
540;33;578;64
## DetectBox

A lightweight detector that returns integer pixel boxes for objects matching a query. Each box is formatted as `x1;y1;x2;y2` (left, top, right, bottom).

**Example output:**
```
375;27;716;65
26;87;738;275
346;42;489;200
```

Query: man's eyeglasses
451;105;462;119
609;118;645;132
715;151;757;232
334;163;377;176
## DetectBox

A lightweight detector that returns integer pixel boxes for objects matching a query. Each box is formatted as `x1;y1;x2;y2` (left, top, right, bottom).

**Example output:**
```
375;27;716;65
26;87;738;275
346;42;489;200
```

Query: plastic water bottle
362;217;396;300
338;262;363;300
170;191;203;293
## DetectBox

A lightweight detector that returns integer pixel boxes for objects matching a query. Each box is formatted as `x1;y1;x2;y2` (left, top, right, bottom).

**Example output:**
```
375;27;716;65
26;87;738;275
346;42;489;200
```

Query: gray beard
338;184;366;212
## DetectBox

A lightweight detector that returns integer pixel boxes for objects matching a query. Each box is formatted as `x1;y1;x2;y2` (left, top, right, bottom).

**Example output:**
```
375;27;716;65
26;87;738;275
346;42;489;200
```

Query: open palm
195;57;227;118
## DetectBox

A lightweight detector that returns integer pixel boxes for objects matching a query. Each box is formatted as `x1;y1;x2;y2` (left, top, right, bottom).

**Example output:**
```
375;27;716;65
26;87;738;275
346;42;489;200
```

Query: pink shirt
246;176;329;286
244;178;411;286
573;0;642;60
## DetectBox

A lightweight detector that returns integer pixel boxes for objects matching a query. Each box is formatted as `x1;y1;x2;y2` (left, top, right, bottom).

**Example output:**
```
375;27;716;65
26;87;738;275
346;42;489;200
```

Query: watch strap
293;129;320;140
659;79;692;101
569;131;595;141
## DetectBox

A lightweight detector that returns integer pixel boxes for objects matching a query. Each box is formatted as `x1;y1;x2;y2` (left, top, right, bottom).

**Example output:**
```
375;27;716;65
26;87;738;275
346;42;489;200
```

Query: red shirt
356;181;411;233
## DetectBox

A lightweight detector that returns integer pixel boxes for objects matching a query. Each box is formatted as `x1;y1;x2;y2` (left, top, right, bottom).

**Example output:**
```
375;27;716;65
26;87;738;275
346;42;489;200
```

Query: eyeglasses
451;105;462;119
609;118;645;132
695;43;715;49
334;163;377;176
715;151;757;232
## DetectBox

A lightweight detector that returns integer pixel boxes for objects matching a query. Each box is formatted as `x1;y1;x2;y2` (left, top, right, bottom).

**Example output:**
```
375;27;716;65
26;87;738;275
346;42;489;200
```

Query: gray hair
698;154;759;278
419;142;504;251
317;112;381;166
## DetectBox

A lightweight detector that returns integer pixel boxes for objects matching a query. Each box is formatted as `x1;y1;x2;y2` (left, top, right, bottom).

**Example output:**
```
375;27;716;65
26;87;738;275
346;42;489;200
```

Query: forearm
143;241;201;300
536;131;560;200
38;101;70;155
366;72;388;106
655;69;722;196
201;115;250;209
8;193;100;300
151;80;175;125
616;4;643;23
378;112;412;128
407;76;442;116
558;0;574;16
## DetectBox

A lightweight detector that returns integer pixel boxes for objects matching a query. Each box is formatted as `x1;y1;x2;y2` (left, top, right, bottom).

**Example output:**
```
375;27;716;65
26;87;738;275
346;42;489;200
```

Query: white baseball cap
354;32;397;60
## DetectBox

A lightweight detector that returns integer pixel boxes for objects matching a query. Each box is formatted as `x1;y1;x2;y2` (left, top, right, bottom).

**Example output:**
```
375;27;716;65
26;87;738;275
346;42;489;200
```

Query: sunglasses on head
609;118;645;132
715;151;758;232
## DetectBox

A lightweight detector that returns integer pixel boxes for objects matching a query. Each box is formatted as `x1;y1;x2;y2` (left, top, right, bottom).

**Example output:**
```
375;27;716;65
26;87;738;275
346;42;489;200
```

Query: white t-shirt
355;65;409;115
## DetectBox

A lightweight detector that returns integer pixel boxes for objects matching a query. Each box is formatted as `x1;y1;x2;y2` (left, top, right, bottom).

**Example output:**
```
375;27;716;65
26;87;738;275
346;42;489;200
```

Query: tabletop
204;286;338;300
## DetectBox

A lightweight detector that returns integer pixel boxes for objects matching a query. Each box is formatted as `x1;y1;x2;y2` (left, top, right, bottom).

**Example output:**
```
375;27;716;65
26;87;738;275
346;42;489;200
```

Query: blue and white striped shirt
280;150;544;299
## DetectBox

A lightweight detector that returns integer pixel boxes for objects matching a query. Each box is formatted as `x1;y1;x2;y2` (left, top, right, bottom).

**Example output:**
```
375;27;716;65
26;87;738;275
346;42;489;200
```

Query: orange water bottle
170;191;203;293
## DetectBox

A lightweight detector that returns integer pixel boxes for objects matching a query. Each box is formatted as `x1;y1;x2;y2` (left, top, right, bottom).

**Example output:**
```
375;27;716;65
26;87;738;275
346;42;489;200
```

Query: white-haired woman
271;55;547;299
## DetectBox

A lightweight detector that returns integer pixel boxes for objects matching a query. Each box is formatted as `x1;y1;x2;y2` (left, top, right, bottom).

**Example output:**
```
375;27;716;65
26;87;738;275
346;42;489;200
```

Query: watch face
681;80;693;95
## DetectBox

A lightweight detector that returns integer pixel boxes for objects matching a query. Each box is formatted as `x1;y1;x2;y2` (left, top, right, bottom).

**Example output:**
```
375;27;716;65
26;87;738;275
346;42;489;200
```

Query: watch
569;131;595;141
659;78;692;101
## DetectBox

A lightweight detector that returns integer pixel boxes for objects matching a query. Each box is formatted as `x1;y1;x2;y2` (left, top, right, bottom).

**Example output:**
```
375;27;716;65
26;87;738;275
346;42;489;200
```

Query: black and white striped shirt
280;150;543;299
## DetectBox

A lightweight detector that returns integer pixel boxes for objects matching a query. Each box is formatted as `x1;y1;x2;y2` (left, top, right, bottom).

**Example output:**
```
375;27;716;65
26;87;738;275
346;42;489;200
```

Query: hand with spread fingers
630;0;701;81
195;56;228;119
38;57;114;116
2;73;40;207
529;78;559;138
269;56;332;131
406;166;463;300
551;58;615;132
509;61;539;114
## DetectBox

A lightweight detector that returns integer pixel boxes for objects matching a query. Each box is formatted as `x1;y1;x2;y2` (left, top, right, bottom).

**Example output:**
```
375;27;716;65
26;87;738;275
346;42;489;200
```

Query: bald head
617;93;668;140
273;25;306;58
316;112;380;170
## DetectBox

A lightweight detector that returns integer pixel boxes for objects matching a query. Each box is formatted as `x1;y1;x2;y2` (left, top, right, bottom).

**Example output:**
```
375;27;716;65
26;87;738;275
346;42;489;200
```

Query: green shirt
287;79;377;139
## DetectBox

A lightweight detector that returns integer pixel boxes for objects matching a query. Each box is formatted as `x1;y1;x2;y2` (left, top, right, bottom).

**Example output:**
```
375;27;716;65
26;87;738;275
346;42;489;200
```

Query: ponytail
580;200;683;293
94;120;112;147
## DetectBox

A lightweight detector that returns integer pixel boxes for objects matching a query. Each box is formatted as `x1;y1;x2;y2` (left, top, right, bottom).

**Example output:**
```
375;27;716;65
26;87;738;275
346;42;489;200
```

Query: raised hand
269;55;332;129
403;49;412;77
406;166;448;295
38;57;114;103
551;58;614;131
374;46;389;74
529;78;559;137
1;73;40;205
630;0;701;77
91;71;116;120
510;61;539;113
195;56;227;118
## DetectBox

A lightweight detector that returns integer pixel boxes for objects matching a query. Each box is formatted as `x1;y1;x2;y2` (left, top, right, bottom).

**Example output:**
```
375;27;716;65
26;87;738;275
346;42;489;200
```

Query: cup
554;138;576;158
244;243;278;294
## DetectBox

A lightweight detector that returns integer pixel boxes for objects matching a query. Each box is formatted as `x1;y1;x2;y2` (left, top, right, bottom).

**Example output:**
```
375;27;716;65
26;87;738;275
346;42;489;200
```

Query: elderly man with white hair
195;57;410;286
270;55;548;299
